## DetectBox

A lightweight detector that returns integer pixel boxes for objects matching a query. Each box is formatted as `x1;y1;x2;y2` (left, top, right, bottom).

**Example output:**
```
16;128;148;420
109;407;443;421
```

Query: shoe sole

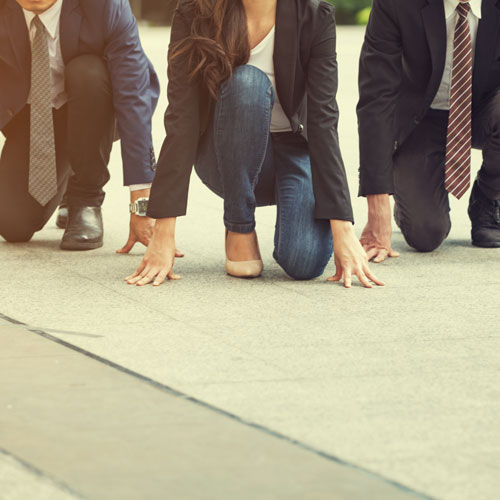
472;240;500;248
225;271;263;279
60;240;103;251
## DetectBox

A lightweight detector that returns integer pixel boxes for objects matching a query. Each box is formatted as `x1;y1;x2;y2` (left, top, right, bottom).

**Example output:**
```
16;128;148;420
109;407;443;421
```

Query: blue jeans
195;65;333;280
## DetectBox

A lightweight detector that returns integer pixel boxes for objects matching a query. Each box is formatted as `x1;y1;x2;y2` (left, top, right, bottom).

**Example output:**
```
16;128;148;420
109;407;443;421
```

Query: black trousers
394;91;500;252
0;55;114;242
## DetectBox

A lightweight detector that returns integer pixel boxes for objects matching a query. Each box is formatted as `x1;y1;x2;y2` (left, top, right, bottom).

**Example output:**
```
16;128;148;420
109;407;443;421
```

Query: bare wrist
130;188;150;203
154;217;176;238
367;194;390;218
330;219;353;238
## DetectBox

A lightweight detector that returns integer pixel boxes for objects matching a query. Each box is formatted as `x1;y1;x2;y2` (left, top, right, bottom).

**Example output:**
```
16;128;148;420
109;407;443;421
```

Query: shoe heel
225;258;263;278
225;230;263;278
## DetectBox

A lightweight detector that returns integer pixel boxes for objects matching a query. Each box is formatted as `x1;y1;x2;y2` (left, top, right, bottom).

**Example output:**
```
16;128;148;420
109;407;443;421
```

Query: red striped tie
445;2;473;200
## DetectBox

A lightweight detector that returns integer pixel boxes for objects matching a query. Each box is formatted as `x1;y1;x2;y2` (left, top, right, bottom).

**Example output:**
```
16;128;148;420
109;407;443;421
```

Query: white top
431;0;482;110
23;0;67;110
23;0;146;191
247;26;292;133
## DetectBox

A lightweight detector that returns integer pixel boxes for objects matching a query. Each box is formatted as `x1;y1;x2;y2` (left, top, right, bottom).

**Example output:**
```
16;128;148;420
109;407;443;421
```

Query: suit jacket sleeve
146;5;201;219
103;0;160;185
306;3;354;222
357;0;402;196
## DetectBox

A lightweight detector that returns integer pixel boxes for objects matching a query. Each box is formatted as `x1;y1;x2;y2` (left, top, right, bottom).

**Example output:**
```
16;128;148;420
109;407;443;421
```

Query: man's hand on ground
117;215;185;258
117;213;155;253
117;188;154;253
360;194;400;263
328;220;385;288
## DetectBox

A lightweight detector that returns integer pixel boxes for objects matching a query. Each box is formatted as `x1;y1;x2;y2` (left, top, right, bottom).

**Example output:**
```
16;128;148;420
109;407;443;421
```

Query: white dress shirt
431;0;483;110
23;0;148;191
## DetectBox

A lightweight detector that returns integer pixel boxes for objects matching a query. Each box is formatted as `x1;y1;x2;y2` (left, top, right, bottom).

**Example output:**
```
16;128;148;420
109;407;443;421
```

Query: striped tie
444;2;473;200
29;16;58;207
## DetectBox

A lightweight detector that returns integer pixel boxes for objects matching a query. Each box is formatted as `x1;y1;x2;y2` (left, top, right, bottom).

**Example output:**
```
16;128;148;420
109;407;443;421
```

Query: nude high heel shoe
225;230;264;278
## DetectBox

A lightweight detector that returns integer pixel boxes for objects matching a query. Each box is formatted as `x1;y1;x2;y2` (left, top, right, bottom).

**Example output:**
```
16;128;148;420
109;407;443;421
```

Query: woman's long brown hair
169;0;250;98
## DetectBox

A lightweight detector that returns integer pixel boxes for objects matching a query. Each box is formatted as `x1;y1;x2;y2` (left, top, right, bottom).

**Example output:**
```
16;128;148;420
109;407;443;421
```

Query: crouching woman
126;0;382;288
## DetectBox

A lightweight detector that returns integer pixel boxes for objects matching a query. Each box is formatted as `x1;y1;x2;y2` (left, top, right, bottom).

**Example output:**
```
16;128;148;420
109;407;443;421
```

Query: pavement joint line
0;448;87;500
0;311;437;500
0;323;104;338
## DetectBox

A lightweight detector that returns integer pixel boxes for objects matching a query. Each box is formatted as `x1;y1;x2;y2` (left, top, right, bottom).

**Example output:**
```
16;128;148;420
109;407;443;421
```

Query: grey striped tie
29;16;57;207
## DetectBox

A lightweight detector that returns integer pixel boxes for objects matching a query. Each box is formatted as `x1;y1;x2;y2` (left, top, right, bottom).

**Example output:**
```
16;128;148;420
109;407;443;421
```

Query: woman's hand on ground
328;220;385;289
360;194;400;263
125;218;183;287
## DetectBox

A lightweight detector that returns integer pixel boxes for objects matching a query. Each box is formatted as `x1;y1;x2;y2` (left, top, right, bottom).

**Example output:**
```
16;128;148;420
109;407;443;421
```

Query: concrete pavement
0;322;431;500
0;26;499;500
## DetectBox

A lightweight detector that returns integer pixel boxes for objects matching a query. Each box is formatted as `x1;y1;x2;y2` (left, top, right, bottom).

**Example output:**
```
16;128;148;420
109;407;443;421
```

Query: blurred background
129;0;372;26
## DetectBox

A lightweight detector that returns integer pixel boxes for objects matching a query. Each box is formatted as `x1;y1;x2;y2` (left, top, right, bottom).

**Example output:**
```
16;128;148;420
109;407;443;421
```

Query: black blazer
357;0;500;196
147;0;354;223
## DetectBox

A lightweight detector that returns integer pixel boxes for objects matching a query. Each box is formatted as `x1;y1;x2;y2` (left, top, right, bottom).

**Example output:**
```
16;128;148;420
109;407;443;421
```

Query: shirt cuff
129;183;152;192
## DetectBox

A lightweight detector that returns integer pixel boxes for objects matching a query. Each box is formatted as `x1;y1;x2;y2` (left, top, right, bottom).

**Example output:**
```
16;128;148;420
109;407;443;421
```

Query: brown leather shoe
60;206;103;251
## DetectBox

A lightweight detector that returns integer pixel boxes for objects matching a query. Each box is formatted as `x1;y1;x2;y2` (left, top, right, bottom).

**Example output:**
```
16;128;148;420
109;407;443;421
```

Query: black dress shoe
60;206;103;251
468;181;500;248
56;205;68;229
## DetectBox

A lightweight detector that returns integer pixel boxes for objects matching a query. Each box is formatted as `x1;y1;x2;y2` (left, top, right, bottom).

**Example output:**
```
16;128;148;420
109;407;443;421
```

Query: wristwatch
129;197;149;216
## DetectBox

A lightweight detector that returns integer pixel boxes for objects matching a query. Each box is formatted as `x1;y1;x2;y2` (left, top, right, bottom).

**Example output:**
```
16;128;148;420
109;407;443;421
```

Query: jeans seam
250;85;274;191
214;90;237;223
274;164;283;263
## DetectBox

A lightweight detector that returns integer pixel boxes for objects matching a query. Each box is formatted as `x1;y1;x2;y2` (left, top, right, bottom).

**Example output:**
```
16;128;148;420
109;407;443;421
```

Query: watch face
137;198;148;215
130;198;149;215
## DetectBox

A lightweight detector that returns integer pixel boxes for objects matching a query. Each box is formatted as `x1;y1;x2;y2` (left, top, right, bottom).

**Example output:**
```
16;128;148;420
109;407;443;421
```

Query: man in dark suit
0;0;159;250
357;0;500;261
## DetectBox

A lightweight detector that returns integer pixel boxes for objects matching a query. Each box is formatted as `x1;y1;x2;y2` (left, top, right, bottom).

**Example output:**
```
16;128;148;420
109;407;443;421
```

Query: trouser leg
272;133;332;280
393;112;451;252
0;106;71;242
194;65;276;233
472;89;500;200
64;54;114;207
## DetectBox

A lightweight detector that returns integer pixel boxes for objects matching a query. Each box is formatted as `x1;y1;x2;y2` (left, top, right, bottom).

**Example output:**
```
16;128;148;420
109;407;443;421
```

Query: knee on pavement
275;239;332;281
402;217;451;253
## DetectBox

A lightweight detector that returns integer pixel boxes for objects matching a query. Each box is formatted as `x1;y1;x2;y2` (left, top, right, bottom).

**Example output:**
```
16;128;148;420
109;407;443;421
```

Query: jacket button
393;140;399;152
298;124;304;133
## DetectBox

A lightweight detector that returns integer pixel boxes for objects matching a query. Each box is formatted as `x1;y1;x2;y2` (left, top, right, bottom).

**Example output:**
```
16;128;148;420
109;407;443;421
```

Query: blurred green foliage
130;0;372;26
130;0;177;25
327;0;372;24
355;6;372;25
330;0;371;10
